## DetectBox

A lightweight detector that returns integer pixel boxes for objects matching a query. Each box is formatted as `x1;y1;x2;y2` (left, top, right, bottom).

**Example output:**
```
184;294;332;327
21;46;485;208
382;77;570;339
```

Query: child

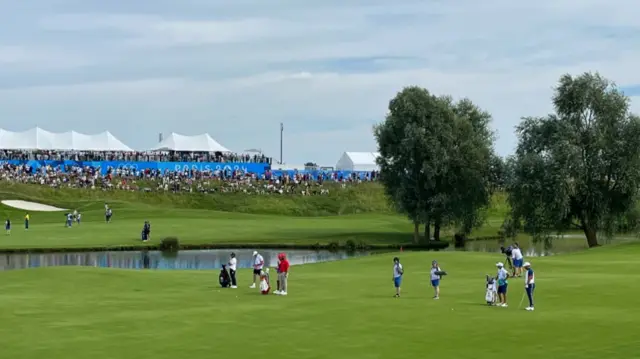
430;260;444;299
5;218;11;235
393;257;403;298
219;265;231;288
260;268;271;295
485;275;498;305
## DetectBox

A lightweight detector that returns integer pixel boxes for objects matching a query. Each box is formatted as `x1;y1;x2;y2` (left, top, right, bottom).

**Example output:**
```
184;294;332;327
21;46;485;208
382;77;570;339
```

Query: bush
159;237;180;251
326;241;340;251
345;239;370;251
453;233;467;248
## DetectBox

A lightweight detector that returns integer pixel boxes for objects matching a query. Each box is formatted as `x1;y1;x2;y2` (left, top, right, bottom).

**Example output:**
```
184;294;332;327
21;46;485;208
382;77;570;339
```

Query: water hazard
0;234;634;271
0;249;374;271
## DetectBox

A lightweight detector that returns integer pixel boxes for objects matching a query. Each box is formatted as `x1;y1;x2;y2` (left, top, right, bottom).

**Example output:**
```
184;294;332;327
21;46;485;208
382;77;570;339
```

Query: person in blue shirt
5;218;11;235
524;262;535;311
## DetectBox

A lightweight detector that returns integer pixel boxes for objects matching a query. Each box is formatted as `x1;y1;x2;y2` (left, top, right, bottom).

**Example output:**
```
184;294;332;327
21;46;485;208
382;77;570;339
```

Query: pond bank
0;240;451;254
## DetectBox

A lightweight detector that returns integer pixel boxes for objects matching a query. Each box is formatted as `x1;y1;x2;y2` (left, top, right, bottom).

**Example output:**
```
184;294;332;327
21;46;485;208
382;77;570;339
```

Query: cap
432;260;438;265
252;251;258;256
496;262;504;267
523;262;531;267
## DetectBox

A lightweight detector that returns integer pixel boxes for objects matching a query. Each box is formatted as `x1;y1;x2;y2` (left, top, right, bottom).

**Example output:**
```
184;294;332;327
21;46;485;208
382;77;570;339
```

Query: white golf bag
485;277;497;305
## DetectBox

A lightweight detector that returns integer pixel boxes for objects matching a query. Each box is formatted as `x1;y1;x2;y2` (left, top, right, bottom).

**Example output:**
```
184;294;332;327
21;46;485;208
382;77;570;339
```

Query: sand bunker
1;200;67;212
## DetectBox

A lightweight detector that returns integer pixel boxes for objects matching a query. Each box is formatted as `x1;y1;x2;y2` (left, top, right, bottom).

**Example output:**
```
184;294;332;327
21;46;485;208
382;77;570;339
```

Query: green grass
1;243;638;358
0;182;511;251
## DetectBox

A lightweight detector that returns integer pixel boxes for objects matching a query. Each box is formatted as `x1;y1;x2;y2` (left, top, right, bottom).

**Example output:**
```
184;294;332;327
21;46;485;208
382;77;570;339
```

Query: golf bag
219;266;231;288
260;269;271;295
485;275;497;305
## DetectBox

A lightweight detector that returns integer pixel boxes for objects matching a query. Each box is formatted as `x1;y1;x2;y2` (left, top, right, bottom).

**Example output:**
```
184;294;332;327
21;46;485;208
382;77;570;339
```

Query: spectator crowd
0;163;379;196
0;150;271;164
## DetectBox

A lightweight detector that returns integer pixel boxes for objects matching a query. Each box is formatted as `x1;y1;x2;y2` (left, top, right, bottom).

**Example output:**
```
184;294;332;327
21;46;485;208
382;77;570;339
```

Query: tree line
375;72;640;247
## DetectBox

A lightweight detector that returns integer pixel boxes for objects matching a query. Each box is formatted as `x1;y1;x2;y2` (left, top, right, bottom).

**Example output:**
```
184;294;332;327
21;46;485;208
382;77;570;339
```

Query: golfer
496;262;509;307
524;262;535;311
250;251;265;289
430;260;442;299
276;253;289;296
24;213;29;230
228;253;238;289
511;243;524;277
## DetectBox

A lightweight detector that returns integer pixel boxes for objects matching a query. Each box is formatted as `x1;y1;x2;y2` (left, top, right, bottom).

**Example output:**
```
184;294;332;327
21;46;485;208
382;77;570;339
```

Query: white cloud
1;0;640;164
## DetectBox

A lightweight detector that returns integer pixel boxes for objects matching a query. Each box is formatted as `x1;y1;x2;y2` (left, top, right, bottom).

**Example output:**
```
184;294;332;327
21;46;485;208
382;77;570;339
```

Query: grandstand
0;127;378;182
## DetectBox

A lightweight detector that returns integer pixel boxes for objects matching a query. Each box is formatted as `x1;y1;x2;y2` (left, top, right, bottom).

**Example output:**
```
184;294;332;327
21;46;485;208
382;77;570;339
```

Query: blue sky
1;0;639;166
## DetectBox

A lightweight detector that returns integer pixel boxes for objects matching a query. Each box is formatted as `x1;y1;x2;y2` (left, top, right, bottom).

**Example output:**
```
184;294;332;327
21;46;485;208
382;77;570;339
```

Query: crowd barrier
0;160;269;176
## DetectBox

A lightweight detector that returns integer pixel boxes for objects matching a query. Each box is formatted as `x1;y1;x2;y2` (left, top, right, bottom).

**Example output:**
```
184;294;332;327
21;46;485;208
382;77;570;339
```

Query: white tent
151;132;231;152
335;152;380;171
0;127;133;151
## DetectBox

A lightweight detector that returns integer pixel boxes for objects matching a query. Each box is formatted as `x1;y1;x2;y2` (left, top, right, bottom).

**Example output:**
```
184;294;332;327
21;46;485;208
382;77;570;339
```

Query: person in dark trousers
24;213;29;230
219;265;231;288
141;221;151;242
228;253;238;288
500;245;513;271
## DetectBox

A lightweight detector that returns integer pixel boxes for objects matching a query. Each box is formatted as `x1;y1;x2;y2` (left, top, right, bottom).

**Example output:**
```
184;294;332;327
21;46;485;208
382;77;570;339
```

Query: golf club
518;291;526;309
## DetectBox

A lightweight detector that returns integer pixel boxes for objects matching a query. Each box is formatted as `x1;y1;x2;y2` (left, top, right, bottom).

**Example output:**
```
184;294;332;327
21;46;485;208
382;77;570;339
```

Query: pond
0;249;376;271
1;235;635;271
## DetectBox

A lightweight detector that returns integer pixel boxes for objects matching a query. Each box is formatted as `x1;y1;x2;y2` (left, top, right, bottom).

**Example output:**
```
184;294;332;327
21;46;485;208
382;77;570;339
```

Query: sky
1;0;640;167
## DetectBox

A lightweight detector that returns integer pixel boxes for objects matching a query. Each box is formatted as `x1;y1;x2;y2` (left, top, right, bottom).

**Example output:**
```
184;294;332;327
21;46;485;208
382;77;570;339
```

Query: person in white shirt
249;251;264;289
228;253;237;288
511;243;524;277
392;257;403;298
496;262;510;307
430;260;442;299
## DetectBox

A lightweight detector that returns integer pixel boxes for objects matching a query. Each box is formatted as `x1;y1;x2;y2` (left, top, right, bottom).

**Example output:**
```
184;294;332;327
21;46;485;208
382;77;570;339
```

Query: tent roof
0;127;133;151
151;132;231;152
343;152;379;165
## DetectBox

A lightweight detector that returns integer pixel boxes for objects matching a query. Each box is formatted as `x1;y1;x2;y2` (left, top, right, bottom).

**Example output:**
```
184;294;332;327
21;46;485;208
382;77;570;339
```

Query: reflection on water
0;249;372;271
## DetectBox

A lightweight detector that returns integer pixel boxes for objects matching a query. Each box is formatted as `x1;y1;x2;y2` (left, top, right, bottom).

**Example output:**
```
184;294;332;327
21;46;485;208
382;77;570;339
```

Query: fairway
0;183;510;250
1;244;638;359
0;204;413;249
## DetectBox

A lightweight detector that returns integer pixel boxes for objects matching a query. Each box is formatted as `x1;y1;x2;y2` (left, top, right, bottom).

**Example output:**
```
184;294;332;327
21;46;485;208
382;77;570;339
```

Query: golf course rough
0;245;638;358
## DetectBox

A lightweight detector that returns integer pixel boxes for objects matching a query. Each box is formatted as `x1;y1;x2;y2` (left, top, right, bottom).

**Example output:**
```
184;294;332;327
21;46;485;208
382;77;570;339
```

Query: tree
506;72;640;247
488;154;507;191
374;87;494;242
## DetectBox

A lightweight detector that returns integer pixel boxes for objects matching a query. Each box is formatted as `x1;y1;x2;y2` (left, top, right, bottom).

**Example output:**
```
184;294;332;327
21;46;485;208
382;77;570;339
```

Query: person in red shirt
276;253;290;296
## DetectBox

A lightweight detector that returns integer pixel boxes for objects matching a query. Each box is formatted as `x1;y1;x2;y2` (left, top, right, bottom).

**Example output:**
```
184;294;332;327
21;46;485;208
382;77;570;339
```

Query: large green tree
506;72;640;247
375;87;494;242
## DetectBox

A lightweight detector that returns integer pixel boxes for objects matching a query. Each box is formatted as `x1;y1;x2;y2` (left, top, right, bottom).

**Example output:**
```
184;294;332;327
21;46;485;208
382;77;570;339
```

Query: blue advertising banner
0;160;270;176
